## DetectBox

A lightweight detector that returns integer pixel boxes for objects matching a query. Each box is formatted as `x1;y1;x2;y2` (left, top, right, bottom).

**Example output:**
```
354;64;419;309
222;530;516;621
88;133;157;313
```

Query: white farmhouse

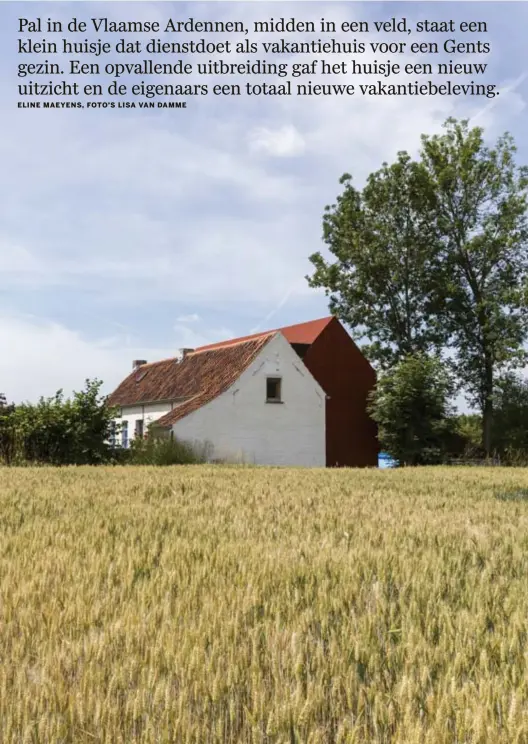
108;325;325;466
107;317;378;467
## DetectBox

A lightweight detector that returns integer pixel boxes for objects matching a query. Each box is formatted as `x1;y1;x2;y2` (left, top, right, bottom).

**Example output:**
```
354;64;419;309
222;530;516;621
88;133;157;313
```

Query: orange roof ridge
195;316;334;353
128;317;333;369
191;330;276;355
140;356;178;368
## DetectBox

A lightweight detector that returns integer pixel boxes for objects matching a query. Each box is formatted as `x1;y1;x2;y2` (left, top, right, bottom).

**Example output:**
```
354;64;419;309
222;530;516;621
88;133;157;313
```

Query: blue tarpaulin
378;452;397;468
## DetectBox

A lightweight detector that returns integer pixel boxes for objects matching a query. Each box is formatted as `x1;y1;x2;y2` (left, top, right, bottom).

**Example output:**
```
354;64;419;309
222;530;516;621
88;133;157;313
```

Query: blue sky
0;1;527;404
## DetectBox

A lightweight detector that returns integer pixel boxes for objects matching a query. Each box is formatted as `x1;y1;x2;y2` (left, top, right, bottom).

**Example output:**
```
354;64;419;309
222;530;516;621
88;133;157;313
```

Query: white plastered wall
171;333;326;466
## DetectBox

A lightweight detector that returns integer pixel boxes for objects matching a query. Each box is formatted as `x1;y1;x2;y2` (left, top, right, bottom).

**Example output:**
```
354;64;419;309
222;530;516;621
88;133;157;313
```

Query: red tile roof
107;334;274;422
196;316;333;352
107;317;335;426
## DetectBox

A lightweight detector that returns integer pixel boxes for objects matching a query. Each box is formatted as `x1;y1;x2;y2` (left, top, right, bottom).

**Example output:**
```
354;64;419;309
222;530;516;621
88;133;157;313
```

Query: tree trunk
482;355;494;457
483;398;493;458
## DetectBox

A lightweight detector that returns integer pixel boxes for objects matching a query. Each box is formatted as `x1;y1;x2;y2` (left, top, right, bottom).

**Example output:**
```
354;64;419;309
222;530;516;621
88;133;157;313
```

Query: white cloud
468;71;527;128
1;238;45;275
0;1;526;403
249;125;306;157
2;2;523;312
176;314;201;324
0;315;234;404
0;315;129;403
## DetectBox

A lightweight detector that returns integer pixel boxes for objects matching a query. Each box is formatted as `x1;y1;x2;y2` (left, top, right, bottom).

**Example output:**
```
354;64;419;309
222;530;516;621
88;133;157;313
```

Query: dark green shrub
0;380;117;466
128;436;208;466
368;353;455;466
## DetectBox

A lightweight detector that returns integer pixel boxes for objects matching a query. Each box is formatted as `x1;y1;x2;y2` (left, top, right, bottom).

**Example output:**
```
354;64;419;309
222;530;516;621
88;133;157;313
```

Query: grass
1;465;528;743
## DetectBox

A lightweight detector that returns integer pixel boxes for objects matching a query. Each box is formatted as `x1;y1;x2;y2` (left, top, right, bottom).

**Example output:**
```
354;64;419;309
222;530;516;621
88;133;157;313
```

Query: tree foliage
420;118;528;454
309;118;528;455
491;374;528;459
0;393;16;464
0;380;116;466
367;353;455;466
308;152;445;368
451;414;484;459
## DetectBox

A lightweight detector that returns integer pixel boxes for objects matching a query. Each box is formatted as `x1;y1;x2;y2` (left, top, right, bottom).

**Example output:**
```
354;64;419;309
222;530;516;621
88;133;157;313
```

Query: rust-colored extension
302;318;378;467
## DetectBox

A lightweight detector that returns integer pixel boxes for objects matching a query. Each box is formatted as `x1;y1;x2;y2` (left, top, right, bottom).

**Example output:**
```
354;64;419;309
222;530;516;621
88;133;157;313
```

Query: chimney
132;359;147;370
179;348;194;360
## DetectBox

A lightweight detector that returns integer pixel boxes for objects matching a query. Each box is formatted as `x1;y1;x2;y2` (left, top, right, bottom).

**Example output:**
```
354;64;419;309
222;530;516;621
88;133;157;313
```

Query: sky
0;1;527;406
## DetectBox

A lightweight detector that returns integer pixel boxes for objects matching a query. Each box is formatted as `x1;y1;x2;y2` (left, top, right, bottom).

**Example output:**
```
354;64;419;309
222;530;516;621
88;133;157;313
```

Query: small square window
266;377;282;402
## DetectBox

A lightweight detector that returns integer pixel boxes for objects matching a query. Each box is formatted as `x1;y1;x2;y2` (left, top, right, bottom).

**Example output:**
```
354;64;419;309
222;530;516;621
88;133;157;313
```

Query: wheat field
1;465;528;743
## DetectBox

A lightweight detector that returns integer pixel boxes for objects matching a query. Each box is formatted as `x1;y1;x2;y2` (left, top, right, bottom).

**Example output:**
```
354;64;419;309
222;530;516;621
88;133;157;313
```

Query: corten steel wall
303;318;378;467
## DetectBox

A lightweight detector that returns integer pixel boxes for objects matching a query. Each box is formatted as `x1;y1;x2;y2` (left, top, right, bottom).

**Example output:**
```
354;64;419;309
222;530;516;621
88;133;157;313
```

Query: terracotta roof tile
107;335;274;424
196;316;333;352
107;317;335;426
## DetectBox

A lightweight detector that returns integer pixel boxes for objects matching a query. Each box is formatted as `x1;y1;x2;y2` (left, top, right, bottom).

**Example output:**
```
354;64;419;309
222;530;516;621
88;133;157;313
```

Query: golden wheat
0;465;527;743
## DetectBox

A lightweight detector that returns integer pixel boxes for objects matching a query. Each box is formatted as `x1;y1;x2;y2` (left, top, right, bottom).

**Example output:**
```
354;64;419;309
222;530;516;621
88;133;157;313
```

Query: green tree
9;379;116;465
0;393;16;464
69;379;118;464
491;374;528;459
420;118;528;455
309;118;528;456
367;353;455;466
452;413;484;458
307;152;445;368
